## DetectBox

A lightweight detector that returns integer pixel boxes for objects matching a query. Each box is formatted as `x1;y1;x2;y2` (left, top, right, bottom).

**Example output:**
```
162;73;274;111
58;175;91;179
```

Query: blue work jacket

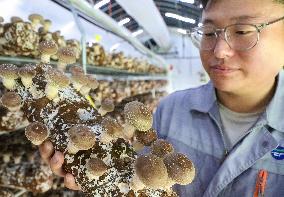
153;71;284;197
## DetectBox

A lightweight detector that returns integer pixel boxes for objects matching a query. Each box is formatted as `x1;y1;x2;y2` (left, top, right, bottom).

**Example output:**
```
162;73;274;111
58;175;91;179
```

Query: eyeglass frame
189;15;284;51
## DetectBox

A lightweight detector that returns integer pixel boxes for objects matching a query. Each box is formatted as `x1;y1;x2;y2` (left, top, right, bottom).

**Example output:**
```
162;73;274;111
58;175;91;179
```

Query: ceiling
90;0;202;32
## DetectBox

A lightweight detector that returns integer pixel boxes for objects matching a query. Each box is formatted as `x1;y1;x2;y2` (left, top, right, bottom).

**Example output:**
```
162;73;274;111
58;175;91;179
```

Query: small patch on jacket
271;146;284;160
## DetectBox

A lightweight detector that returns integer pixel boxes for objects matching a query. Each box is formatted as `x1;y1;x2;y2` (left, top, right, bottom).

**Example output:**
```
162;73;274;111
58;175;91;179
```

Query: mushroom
28;14;43;29
98;98;114;116
41;19;52;33
79;75;99;96
57;47;76;71
0;16;4;23
67;125;96;154
134;154;169;189
69;65;84;76
163;152;195;185
18;64;36;88
45;68;69;100
123;101;153;139
25;122;49;145
38;40;58;63
10;16;23;23
0;64;18;90
100;117;124;143
1;91;21;111
71;74;88;92
86;158;108;180
151;139;174;158
135;128;157;146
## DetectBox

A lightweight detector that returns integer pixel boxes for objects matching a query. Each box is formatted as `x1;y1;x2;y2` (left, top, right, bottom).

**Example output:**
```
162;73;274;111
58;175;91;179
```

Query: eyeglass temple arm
257;16;284;30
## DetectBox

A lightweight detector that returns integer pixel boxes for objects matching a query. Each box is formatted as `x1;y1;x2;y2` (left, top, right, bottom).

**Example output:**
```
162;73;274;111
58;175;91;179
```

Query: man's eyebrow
202;15;263;25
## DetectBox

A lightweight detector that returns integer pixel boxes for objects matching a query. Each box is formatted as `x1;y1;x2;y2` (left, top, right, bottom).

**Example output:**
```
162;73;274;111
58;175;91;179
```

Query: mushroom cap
1;91;21;108
86;158;108;177
135;128;157;146
58;47;76;64
69;65;84;76
39;40;58;56
25;122;49;145
163;152;195;185
71;74;88;85
18;64;36;78
151;139;174;158
10;16;23;23
0;64;18;79
46;68;69;88
100;98;115;112
86;75;99;90
68;125;96;150
101;117;123;138
124;101;153;131
42;19;52;26
135;154;168;189
28;14;43;22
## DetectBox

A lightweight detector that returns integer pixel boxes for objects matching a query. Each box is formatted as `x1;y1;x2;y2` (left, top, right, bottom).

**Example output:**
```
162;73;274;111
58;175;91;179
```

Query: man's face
200;0;284;95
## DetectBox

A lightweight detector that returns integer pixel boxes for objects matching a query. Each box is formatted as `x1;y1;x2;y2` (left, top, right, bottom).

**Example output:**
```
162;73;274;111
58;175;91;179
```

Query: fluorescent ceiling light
94;0;110;9
200;4;203;8
165;12;195;24
118;17;130;26
198;23;203;27
110;43;120;51
180;0;194;4
132;29;144;37
177;28;187;35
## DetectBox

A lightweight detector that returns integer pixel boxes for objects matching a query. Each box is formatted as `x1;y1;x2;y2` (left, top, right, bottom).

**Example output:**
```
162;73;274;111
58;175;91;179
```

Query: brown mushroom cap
69;65;84;76
18;64;36;78
100;98;115;112
135;128;157;146
46;68;69;88
86;75;99;90
124;101;153;132
10;16;23;23
25;122;49;145
151;139;174;158
68;125;96;150
101;117;123;138
135;154;168;189
0;64;18;79
58;47;76;64
163;152;195;185
1;91;21;109
39;40;58;56
28;14;43;24
86;158;108;177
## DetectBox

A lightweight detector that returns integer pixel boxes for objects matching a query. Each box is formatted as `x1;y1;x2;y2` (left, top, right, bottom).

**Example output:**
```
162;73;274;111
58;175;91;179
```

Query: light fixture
132;29;144;37
118;17;131;26
179;0;194;4
177;28;187;35
94;0;110;9
198;23;202;27
199;4;203;8
110;43;120;51
165;12;195;24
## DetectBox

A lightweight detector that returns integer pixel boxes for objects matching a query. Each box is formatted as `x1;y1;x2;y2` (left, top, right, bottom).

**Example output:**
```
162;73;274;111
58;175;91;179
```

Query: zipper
253;170;268;197
208;113;229;161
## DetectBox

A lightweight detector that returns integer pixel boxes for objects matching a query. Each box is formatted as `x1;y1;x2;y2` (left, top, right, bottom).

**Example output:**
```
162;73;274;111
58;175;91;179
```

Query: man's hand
39;141;81;190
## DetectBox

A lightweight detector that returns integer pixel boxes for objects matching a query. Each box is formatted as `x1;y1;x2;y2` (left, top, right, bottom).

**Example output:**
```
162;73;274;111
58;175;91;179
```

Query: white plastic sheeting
116;0;172;51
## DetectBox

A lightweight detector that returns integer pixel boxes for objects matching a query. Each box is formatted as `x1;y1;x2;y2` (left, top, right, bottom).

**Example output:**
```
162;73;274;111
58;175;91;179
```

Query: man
40;0;284;196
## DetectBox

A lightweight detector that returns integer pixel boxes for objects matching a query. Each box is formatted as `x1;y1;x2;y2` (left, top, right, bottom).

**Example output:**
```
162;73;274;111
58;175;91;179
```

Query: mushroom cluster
0;40;195;196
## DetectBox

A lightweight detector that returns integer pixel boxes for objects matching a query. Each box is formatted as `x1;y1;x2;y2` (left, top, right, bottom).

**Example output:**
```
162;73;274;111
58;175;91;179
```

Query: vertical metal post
68;0;87;74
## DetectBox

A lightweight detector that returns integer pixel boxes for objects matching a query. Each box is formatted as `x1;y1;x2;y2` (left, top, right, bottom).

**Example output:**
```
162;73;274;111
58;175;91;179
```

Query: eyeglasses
190;16;284;51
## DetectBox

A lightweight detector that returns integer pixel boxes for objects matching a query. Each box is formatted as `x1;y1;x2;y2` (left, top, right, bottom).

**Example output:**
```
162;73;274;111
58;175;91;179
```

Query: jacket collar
190;70;284;132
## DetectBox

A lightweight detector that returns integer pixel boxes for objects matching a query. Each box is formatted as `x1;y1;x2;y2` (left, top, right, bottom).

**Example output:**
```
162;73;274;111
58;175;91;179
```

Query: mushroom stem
2;78;16;90
130;173;145;191
41;54;51;64
123;123;135;140
21;77;33;88
45;83;59;100
57;62;67;71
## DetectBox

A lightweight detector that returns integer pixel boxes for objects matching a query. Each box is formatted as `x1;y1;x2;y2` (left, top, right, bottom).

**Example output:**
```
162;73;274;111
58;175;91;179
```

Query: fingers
39;141;54;164
64;173;81;190
50;151;65;177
